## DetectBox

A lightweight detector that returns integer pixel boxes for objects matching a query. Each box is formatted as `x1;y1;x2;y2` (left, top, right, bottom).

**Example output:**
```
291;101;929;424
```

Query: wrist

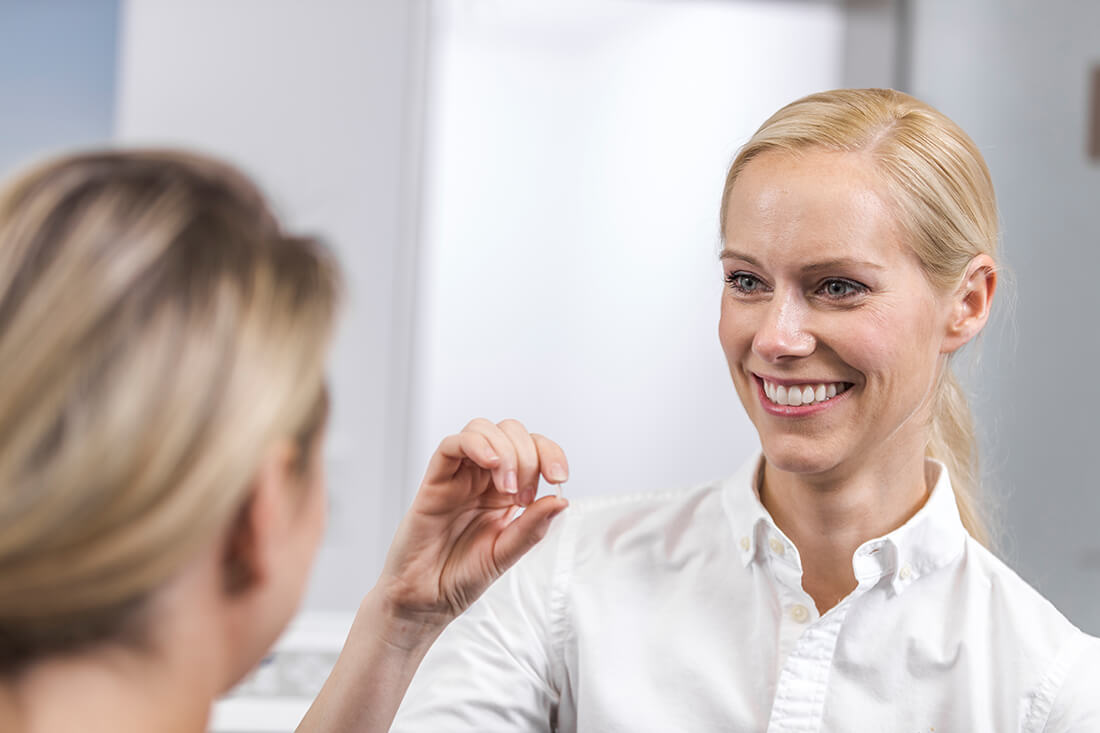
358;587;450;655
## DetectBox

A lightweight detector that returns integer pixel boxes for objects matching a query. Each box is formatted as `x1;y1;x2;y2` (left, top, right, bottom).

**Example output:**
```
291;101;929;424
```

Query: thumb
493;496;569;575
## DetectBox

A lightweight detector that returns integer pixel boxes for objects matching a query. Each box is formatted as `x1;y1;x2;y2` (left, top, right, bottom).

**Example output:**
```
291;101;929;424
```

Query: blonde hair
720;89;998;545
0;150;341;671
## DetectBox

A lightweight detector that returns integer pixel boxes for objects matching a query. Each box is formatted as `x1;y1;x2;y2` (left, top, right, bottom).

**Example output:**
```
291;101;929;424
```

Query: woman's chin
759;440;845;478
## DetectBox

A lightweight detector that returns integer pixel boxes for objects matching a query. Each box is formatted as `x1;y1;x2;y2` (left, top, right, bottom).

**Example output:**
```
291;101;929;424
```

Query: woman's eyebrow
801;258;886;273
718;248;761;264
719;248;885;272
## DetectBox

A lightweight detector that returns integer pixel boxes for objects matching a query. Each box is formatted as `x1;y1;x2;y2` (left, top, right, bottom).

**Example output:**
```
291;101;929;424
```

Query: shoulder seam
1020;633;1092;733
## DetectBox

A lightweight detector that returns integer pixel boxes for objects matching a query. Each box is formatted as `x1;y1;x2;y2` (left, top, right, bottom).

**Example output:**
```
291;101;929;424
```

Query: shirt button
768;537;785;556
740;536;750;551
899;564;912;580
790;604;810;623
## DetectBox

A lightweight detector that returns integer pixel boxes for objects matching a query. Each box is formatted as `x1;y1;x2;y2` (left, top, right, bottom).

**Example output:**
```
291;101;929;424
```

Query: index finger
422;429;501;484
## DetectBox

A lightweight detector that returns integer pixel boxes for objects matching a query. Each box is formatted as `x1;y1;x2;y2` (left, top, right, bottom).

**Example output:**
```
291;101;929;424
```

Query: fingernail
519;486;536;505
548;463;569;483
503;469;518;494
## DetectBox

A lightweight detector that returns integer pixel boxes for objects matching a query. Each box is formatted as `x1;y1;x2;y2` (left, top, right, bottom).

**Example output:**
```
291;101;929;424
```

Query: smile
758;377;852;407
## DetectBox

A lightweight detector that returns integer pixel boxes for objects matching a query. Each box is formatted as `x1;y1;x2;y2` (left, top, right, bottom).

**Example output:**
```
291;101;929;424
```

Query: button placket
766;594;853;733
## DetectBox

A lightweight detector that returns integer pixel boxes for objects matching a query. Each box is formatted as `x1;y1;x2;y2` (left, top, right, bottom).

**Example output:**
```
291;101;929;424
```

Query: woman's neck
0;642;216;733
0;558;241;733
759;450;932;614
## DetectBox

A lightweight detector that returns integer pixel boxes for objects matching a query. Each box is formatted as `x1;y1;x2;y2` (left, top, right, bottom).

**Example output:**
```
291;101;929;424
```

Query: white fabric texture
392;454;1100;732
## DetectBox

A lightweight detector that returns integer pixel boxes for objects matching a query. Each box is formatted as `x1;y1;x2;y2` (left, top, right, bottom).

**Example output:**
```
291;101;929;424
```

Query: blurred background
2;0;1098;729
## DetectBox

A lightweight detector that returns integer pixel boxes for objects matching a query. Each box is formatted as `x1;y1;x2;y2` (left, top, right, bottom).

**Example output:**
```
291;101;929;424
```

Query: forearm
296;588;446;733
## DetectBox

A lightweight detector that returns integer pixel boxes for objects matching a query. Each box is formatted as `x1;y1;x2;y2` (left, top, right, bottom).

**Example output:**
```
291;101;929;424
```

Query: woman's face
718;149;954;480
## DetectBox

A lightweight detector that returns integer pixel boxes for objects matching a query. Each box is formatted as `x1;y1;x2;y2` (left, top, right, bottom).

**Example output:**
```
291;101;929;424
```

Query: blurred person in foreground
0;150;569;732
392;89;1100;731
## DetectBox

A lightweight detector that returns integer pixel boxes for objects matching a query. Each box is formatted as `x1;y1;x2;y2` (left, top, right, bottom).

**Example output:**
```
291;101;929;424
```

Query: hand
375;418;569;641
298;419;569;732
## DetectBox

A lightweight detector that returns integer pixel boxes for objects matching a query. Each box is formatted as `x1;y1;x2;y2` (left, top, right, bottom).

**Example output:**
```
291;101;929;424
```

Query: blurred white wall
406;0;845;504
115;0;427;611
910;0;1100;632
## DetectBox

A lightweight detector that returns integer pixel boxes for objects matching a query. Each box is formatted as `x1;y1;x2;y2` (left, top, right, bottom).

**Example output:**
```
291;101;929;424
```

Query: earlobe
942;254;997;354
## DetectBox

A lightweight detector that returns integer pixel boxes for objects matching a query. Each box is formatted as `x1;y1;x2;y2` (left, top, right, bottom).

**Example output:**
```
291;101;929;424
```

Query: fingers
497;419;540;503
422;429;500;484
493;495;570;574
462;418;522;495
426;418;570;507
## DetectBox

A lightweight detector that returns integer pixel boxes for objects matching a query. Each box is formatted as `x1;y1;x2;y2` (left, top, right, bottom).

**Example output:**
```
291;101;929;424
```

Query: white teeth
761;379;848;407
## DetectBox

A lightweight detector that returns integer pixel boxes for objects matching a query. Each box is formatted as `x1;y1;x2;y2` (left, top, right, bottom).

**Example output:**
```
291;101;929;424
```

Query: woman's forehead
722;150;911;268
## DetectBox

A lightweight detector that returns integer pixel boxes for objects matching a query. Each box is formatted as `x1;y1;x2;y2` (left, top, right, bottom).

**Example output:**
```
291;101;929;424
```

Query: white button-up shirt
393;455;1100;732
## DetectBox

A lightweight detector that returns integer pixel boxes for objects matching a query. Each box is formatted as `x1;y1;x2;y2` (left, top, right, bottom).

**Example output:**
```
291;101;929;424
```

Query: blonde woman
392;89;1100;731
0;150;569;732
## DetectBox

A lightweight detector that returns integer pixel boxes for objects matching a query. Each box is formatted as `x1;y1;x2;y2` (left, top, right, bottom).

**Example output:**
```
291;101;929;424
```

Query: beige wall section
115;0;428;611
910;0;1100;633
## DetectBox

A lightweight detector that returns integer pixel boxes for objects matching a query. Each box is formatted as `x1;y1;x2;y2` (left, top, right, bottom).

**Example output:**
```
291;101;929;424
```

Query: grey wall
910;0;1100;633
0;0;119;176
841;0;902;89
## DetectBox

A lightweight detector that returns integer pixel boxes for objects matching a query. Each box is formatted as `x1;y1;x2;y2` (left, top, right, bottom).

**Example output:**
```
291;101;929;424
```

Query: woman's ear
941;254;997;354
222;440;300;595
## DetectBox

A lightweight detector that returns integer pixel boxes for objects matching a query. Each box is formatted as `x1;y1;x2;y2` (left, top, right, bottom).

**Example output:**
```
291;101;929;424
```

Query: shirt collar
721;453;968;595
721;453;785;569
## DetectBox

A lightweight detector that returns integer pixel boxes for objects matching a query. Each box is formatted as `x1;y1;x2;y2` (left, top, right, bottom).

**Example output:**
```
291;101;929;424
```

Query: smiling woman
391;89;1100;733
718;148;990;541
718;90;1000;549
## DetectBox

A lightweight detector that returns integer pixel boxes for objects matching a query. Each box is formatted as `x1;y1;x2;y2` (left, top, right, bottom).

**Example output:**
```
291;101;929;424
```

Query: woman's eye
725;272;765;294
818;279;867;299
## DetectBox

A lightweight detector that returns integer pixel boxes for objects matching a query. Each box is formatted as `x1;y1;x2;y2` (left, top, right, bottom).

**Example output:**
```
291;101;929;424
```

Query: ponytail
928;369;989;546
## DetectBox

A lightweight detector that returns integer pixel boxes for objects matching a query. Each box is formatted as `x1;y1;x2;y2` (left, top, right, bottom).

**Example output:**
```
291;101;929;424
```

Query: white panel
409;0;845;502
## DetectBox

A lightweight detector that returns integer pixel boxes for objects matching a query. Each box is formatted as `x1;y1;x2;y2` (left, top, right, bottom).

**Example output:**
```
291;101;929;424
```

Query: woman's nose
752;291;815;362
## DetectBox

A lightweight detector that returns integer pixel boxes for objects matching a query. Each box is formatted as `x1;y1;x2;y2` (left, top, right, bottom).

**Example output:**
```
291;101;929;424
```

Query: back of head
720;88;999;545
0;150;341;673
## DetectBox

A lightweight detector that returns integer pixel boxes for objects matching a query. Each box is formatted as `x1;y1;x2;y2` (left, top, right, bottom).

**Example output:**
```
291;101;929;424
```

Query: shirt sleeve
390;516;568;732
1039;634;1100;733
